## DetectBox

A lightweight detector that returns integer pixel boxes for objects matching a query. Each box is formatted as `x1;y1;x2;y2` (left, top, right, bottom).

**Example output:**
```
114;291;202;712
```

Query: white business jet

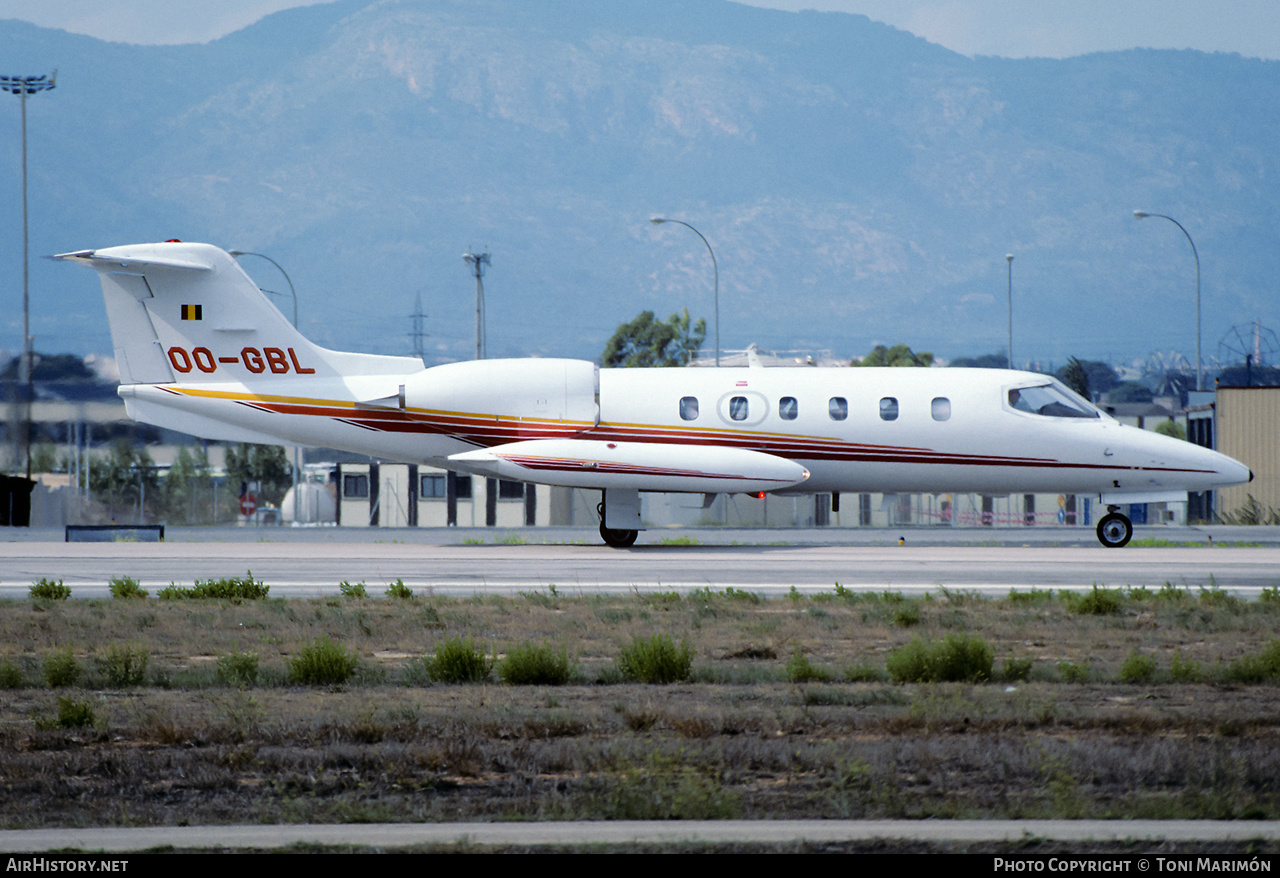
57;241;1251;548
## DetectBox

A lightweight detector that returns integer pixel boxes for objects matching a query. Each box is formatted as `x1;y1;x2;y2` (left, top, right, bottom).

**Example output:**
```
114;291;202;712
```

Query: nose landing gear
1096;507;1133;548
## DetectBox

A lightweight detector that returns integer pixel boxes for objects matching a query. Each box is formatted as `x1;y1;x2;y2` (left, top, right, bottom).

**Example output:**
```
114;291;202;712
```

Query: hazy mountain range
2;0;1277;369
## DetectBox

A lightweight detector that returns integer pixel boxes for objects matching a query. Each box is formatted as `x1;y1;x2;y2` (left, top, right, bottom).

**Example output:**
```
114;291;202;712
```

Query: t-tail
55;241;418;384
55;241;425;445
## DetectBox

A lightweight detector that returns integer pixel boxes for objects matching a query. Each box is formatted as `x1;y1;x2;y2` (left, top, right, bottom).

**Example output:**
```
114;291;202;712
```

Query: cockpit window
1007;383;1098;419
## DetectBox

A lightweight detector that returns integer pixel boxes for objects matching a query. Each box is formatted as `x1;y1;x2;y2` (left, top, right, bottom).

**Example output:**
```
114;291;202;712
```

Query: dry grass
0;586;1278;828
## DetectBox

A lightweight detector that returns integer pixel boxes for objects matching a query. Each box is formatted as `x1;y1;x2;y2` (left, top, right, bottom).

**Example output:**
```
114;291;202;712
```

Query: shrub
385;579;414;599
424;637;493;684
785;649;832;683
1170;651;1202;683
892;601;922;627
217;651;261;687
1225;640;1280;684
54;696;95;729
1118;650;1157;684
109;576;148;599
100;644;149;687
1069;585;1124;616
43;649;81;688
886;634;993;683
1057;660;1092;683
1000;656;1033;682
288;637;359;685
0;658;23;689
617;634;694;684
499;641;572;685
159;571;268;601
30;578;70;600
339;580;367;598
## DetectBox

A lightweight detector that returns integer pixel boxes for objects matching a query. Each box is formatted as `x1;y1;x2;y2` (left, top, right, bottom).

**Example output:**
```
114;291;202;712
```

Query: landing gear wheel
599;523;638;548
1096;512;1133;548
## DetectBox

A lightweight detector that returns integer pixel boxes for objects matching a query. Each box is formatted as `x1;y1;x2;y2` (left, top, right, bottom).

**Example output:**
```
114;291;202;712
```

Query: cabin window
829;397;847;420
680;396;699;420
343;474;369;498
420;474;446;498
729;396;749;421
879;397;899;421
498;479;525;500
931;397;951;421
1007;383;1098;419
779;396;798;420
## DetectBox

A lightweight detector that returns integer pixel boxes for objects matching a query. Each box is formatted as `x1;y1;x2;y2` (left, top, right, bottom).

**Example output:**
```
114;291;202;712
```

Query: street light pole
1006;254;1014;370
229;250;300;525
651;218;719;366
2;71;57;480
228;250;297;327
1133;210;1202;392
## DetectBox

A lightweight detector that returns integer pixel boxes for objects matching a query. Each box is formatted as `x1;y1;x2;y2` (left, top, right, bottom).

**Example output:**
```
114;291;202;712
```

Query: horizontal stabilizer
449;439;809;493
54;248;216;272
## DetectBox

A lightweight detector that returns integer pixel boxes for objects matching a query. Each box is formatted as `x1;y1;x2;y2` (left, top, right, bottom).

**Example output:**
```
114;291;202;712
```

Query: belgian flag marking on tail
181;304;203;321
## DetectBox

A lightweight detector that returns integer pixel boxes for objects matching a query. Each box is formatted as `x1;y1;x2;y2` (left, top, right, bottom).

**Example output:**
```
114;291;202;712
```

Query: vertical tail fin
56;242;420;384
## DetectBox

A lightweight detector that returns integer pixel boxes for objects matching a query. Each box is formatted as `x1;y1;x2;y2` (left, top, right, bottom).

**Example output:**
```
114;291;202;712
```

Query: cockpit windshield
1006;382;1099;419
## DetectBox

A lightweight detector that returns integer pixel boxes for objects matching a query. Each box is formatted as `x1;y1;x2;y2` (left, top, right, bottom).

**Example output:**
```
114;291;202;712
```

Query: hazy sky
3;0;1279;60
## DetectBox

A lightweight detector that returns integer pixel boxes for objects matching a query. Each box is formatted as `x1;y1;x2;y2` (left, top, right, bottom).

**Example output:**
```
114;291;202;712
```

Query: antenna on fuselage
463;251;490;360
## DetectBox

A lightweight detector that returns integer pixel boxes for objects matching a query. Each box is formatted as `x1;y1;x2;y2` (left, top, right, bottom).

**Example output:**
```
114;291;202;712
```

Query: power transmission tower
409;291;428;361
463;251;490;360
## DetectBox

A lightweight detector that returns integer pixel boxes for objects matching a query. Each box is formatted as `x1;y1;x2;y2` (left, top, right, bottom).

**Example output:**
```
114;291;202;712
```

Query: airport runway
2;526;1278;598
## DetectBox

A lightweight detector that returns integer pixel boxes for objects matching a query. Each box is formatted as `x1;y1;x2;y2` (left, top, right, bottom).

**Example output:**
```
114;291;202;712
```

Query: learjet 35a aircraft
57;241;1252;548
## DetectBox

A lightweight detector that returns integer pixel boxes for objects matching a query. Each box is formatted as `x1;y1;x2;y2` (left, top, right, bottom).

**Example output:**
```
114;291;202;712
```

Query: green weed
29;578;70;600
1118;650;1157;684
99;644;149;687
0;658;23;689
1067;584;1125;616
48;696;96;729
338;580;368;598
109;576;148;600
424;637;493;684
1224;639;1280;684
886;634;994;683
385;579;414;599
1057;660;1092;683
42;648;81;688
1170;651;1202;683
498;641;573;685
1000;656;1034;682
785;649;832;683
216;651;261;687
158;571;268;601
617;633;694;684
288;636;359;685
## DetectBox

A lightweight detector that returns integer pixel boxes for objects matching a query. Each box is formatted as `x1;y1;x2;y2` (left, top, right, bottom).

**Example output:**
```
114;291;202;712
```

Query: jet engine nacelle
403;358;598;430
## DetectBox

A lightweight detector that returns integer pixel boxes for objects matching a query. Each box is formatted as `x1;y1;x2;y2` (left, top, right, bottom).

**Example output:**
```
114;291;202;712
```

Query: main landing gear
599;522;639;548
597;490;641;548
1095;507;1133;548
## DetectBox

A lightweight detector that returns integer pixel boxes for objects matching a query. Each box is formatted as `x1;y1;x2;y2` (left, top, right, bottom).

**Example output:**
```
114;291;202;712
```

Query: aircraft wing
449;438;809;494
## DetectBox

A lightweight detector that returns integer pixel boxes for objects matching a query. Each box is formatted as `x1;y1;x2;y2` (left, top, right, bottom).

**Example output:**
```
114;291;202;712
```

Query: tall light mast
463;252;490;360
2;71;57;479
